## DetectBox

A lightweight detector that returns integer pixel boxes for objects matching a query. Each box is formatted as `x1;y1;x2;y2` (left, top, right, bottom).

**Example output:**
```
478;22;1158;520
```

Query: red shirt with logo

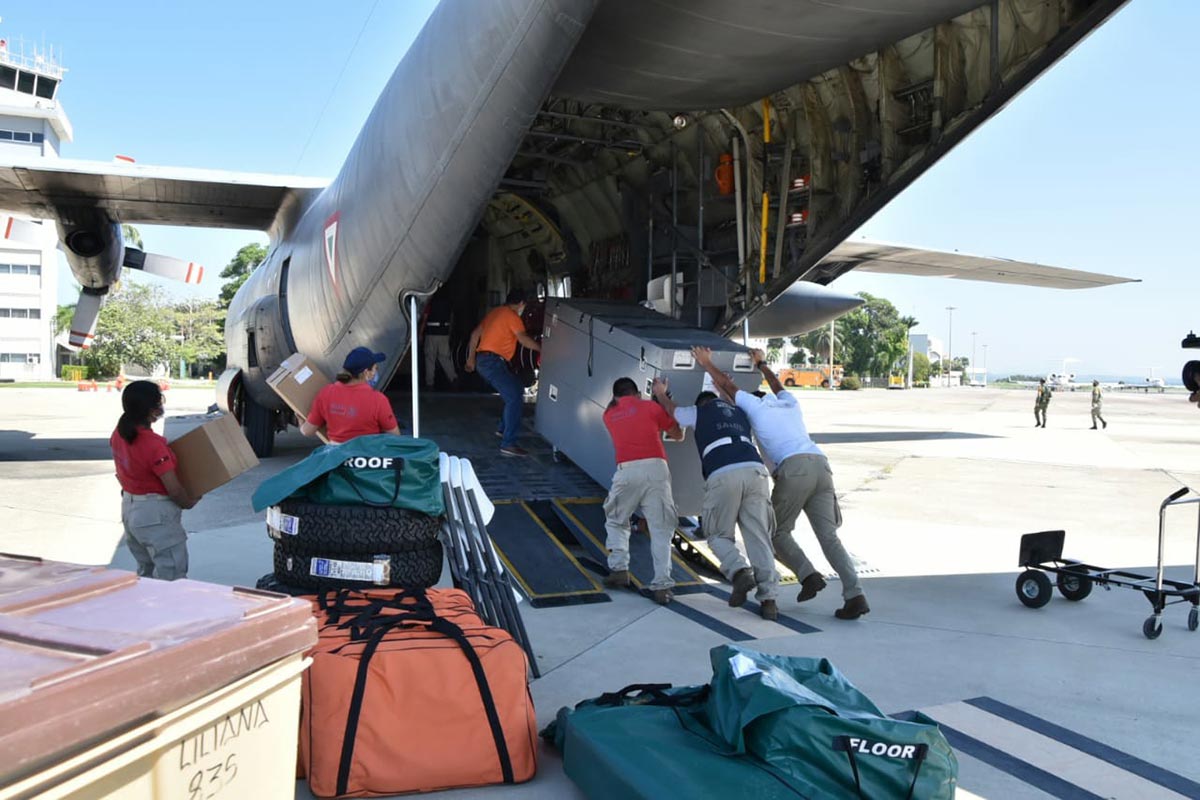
307;382;398;443
110;427;177;495
602;396;676;464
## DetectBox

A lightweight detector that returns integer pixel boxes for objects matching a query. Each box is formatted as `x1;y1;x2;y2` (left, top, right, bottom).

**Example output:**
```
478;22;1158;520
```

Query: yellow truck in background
774;365;844;388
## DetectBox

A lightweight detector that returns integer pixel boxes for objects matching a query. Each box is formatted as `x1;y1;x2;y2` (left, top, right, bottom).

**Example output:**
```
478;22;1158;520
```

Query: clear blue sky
15;0;1194;379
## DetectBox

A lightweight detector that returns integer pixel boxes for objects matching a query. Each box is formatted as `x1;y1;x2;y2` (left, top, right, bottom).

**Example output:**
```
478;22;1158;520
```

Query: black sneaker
797;573;827;603
500;445;529;457
603;569;630;589
728;568;756;607
652;588;674;605
834;595;870;620
760;599;779;621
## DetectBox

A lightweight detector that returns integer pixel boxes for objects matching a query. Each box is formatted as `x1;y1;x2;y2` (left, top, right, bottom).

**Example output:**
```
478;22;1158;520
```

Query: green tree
83;283;179;378
765;337;785;365
122;224;143;250
173;298;225;370
54;304;76;336
218;243;268;311
834;293;911;377
792;327;842;366
912;351;931;383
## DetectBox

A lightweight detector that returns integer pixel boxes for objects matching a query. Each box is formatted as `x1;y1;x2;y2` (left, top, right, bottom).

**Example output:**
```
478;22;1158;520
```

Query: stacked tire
261;499;443;594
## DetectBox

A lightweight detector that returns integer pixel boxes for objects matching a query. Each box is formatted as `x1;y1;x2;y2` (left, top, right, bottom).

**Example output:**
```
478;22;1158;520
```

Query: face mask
368;372;380;388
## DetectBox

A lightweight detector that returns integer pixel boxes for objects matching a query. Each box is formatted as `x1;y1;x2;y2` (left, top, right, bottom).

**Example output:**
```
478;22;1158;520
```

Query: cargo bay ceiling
490;0;1128;333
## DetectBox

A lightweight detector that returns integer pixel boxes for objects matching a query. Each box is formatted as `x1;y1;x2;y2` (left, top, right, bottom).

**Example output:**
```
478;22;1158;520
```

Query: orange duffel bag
299;587;537;797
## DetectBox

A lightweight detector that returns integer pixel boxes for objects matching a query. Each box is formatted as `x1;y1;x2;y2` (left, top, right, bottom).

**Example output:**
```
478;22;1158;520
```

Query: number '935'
187;753;238;799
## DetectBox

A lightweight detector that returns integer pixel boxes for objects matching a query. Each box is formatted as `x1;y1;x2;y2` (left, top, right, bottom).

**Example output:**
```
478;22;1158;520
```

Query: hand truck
1015;487;1200;639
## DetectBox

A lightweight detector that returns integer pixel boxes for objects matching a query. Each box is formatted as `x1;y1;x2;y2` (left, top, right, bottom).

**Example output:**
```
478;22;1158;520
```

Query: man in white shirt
692;346;869;620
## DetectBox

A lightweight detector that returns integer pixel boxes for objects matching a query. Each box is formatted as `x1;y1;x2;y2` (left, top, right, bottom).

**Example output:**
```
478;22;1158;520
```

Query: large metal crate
535;299;760;515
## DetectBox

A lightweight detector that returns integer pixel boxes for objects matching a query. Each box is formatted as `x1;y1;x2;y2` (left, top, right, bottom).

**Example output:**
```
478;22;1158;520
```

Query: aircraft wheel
1016;570;1052;608
1056;566;1093;601
243;390;276;458
1188;606;1198;632
273;540;444;590
1143;616;1163;640
270;501;440;553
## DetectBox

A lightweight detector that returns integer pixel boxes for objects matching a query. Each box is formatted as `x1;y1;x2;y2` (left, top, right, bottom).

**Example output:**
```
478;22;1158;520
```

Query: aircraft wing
818;241;1138;290
0;156;328;231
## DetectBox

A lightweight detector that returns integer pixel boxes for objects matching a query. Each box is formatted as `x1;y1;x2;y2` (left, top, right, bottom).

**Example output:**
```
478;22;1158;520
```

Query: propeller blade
68;292;105;350
123;247;204;285
1;215;43;246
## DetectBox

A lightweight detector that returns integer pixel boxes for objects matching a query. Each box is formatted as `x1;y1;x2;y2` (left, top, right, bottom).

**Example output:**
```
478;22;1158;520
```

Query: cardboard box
169;413;259;497
267;352;330;442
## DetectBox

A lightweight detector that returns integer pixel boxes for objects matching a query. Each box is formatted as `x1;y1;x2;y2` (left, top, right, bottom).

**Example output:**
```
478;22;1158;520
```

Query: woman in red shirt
109;380;200;580
301;346;400;443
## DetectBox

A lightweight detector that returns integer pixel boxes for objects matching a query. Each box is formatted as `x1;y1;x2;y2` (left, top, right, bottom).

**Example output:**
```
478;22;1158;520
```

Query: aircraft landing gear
242;389;277;458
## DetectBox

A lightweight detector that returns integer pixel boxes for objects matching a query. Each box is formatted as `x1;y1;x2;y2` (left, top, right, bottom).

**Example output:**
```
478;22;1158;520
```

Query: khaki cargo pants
121;492;189;580
702;464;778;601
771;453;862;600
603;458;676;590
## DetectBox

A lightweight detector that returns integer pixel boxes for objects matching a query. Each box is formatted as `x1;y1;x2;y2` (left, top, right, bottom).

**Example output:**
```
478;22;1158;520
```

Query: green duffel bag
543;646;957;800
705;645;957;799
542;683;802;800
252;435;443;516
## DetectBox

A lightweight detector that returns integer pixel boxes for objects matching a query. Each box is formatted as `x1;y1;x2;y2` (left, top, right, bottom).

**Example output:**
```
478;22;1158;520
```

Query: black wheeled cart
1015;487;1200;639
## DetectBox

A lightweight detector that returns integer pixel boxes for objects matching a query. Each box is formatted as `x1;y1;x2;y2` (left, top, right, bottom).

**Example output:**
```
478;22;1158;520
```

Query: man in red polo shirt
602;376;683;604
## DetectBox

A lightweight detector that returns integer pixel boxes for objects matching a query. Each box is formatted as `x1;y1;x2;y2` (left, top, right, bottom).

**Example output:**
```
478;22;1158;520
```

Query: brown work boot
603;569;630;589
834;595;870;620
760;599;779;621
728;568;756;607
652;588;674;605
796;573;827;603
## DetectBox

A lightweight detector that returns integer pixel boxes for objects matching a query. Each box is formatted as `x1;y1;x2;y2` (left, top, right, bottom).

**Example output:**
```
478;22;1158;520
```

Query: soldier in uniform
1035;378;1051;428
1090;380;1108;430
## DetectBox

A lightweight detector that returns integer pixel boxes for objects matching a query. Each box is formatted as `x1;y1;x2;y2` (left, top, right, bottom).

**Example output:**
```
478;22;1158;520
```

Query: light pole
945;306;956;386
971;331;977;386
982;344;989;386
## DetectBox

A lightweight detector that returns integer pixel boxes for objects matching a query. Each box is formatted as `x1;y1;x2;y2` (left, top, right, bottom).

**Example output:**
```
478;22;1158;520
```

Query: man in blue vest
653;375;779;620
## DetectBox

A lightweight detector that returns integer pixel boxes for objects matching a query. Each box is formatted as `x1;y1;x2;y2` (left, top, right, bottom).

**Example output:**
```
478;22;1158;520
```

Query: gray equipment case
535;299;761;515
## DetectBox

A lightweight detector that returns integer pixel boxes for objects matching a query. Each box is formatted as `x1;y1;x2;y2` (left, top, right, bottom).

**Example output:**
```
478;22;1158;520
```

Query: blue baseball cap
343;346;386;373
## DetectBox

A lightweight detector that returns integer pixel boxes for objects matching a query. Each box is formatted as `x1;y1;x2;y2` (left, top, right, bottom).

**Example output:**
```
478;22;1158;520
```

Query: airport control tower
0;35;71;380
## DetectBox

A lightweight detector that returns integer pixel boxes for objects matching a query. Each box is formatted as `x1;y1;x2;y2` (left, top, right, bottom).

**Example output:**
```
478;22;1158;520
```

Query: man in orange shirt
465;289;541;456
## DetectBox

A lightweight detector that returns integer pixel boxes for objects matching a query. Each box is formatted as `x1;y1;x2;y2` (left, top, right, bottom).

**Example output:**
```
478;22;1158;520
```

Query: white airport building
0;38;69;381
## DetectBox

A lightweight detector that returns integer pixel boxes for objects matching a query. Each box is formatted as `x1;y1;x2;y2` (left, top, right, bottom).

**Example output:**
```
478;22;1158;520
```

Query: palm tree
796;327;842;366
54;304;76;336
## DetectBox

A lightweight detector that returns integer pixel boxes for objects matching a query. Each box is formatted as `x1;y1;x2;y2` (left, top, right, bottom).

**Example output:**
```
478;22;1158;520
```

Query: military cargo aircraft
0;0;1135;455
